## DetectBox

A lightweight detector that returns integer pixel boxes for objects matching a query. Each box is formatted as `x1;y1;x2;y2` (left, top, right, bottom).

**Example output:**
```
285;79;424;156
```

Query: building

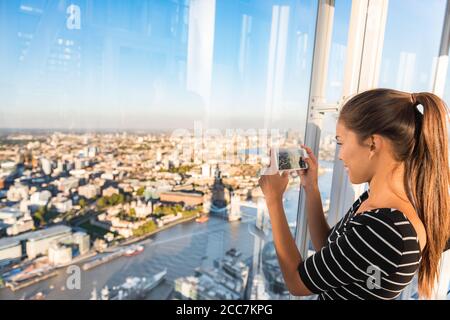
25;225;73;259
159;191;203;206
56;177;79;193
100;172;115;181
0;161;15;171
0;207;34;236
6;218;34;236
126;200;152;218
29;190;52;207
0;207;23;224
72;231;90;255
0;225;90;265
6;184;29;202
48;243;72;265
88;146;98;158
157;213;182;227
41;158;52;175
52;196;73;213
102;186;119;197
78;184;98;199
48;230;90;265
173;248;249;300
57;160;66;173
201;163;211;178
0;221;9;237
0;237;22;262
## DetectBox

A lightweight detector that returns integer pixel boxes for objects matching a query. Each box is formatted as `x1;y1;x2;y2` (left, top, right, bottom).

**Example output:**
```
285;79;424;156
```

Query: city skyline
1;0;449;301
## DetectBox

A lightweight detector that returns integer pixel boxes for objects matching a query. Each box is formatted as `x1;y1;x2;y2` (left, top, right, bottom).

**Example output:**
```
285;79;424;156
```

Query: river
0;161;334;300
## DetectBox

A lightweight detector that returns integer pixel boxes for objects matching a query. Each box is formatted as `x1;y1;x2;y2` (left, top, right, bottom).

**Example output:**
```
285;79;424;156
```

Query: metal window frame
327;0;389;228
291;0;336;300
292;0;389;300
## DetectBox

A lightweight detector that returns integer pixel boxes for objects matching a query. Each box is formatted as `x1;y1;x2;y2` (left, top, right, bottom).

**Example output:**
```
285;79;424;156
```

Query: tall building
201;163;211;178
41;158;52;175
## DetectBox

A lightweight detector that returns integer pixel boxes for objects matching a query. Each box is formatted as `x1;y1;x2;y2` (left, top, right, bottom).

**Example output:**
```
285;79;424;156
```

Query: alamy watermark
169;121;302;165
65;265;81;290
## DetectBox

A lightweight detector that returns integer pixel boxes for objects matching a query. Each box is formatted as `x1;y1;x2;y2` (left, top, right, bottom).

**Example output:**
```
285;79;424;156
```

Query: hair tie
411;93;424;115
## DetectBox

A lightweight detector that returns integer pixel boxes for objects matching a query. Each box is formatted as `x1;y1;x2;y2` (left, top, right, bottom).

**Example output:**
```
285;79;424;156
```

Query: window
320;0;352;218
378;0;447;92
0;0;318;300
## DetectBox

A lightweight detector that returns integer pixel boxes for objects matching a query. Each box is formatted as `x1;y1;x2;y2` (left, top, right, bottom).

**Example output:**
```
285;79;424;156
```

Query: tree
109;194;119;206
34;206;46;225
137;187;145;196
97;197;107;209
129;208;136;217
79;198;87;209
133;220;157;237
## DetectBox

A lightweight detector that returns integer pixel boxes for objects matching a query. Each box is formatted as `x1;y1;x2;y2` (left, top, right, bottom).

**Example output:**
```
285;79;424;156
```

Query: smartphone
260;147;308;175
276;148;308;171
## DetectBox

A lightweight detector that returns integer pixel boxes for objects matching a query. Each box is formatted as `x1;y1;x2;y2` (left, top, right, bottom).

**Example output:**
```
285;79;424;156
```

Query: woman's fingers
301;144;317;163
281;171;289;178
301;156;314;169
301;145;314;157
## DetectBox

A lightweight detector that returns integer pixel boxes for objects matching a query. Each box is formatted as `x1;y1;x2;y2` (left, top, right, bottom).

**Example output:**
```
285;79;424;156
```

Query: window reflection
379;0;446;92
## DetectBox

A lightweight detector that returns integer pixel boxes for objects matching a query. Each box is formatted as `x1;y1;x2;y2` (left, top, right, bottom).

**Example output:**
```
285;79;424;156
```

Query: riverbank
0;214;200;293
118;214;199;247
6;271;58;292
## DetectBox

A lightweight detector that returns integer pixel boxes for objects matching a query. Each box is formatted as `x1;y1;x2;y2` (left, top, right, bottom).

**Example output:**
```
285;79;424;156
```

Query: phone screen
277;148;308;171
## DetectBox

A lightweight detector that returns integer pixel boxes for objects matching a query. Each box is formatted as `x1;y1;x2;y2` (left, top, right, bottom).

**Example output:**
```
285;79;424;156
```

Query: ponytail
339;88;450;299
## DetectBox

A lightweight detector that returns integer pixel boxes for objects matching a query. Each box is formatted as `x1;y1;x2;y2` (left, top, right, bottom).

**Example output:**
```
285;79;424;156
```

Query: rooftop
0;225;72;250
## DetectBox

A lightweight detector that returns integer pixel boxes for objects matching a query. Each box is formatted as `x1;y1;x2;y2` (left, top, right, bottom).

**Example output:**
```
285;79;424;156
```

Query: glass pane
303;1;351;285
321;0;351;218
0;0;317;300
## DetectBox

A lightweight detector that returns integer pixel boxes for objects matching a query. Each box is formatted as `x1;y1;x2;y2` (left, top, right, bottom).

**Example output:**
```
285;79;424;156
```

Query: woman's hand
258;171;289;205
297;144;319;192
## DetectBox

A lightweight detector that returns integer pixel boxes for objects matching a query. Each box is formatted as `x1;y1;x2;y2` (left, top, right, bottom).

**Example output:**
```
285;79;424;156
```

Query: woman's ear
368;135;382;159
370;136;376;151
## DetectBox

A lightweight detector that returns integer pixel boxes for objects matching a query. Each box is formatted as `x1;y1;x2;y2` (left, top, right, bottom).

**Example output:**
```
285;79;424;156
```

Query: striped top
298;189;422;300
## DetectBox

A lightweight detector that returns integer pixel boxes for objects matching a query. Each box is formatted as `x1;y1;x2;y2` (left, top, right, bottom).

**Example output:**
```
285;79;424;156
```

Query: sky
0;0;447;132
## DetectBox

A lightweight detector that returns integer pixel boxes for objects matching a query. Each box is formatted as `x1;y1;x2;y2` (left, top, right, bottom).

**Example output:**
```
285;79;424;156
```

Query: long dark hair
338;88;450;298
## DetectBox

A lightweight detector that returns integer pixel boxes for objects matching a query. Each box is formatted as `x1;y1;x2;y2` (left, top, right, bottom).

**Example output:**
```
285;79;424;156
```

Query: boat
228;213;241;222
195;215;209;223
124;244;144;257
82;250;124;271
101;286;110;300
109;269;167;300
90;287;98;300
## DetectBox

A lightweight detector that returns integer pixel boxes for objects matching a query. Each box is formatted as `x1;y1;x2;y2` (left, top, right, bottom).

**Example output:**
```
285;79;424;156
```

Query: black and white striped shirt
298;189;422;300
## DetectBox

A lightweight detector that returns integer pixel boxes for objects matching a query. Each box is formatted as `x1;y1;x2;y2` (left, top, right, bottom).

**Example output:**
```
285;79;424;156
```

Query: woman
258;88;450;300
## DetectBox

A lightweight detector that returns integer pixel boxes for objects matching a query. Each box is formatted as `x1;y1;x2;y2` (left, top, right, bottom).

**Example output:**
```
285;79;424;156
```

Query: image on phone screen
277;148;307;171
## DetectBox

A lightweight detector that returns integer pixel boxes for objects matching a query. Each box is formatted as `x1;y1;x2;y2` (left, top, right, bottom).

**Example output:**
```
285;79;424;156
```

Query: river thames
0;161;334;300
